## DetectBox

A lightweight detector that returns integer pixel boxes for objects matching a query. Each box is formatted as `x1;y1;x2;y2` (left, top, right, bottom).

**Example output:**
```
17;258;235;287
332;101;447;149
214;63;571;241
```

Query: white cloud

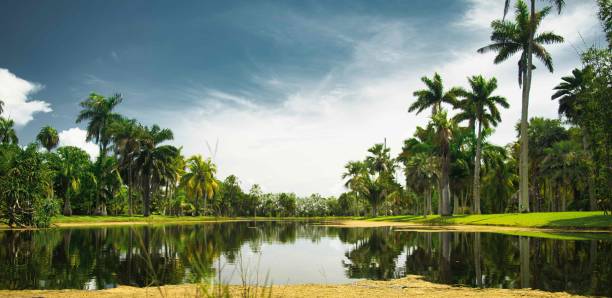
157;0;603;197
0;68;52;125
58;127;99;160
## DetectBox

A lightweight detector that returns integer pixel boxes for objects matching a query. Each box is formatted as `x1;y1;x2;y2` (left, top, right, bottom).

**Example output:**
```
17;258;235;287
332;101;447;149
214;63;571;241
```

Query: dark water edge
0;221;610;296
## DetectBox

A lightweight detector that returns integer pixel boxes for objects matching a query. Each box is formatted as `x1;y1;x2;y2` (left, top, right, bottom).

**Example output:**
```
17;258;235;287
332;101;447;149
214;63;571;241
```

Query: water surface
0;221;610;296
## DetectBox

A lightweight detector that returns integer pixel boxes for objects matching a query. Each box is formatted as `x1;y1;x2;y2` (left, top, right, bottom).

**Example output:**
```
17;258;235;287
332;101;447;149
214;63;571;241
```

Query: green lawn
367;211;612;229
50;215;355;225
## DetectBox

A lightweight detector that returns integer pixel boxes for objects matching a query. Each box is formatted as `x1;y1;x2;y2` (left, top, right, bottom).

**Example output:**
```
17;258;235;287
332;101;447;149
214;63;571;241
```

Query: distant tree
109;118;143;215
134;125;179;216
409;73;460;116
0;118;18;145
181;155;218;216
51;146;91;215
37;126;59;152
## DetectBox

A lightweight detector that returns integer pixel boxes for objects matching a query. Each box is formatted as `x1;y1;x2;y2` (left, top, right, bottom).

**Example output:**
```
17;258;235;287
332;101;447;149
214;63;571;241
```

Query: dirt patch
0;275;581;298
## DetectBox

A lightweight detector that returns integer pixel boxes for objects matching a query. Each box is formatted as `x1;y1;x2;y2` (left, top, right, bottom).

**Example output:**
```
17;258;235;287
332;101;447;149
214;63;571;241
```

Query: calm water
0;221;610;296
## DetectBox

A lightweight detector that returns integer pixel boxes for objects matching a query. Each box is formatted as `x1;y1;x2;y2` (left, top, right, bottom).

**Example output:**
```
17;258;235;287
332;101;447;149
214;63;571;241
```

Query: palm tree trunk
63;196;72;216
582;132;597;210
518;0;536;213
143;175;151;217
453;193;459;215
473;120;482;214
441;153;451;216
194;193;200;216
203;191;208;216
128;165;133;216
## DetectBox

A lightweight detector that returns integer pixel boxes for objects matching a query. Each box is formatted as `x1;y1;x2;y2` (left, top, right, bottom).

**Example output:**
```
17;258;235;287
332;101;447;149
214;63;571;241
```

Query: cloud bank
0;68;52;125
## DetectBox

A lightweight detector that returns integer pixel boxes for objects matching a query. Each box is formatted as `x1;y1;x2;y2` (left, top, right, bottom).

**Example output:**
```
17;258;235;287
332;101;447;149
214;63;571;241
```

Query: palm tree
53;146;91;215
551;67;597;210
455;75;509;214
0;99;4;115
76;93;123;157
133;125;178;217
479;0;563;212
431;111;455;216
181;155;218;216
409;73;461;116
551;67;593;124
94;155;123;215
541;140;586;211
0;118;18;145
109;118;143;216
76;93;123;214
36;126;59;152
399;131;439;215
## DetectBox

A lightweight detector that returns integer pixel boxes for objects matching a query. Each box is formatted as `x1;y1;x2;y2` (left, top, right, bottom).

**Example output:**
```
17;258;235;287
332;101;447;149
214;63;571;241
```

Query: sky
0;0;605;196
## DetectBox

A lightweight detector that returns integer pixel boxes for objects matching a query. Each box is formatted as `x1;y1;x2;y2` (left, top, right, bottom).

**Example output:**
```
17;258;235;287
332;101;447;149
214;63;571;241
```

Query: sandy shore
0;275;582;298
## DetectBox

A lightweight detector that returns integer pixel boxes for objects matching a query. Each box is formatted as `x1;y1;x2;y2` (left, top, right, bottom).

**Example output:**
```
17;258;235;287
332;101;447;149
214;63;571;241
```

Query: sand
0;275;582;298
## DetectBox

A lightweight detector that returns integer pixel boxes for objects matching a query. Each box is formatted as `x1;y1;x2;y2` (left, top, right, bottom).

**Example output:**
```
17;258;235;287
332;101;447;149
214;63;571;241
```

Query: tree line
342;0;611;216
1;93;356;227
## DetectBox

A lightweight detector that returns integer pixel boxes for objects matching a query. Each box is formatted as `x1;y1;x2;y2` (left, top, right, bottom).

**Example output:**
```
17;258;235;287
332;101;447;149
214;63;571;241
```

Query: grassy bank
49;215;355;225
366;211;612;229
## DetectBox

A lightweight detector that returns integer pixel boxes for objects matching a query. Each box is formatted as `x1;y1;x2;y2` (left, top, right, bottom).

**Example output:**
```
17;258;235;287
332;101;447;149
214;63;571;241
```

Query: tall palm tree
431;111;455;216
479;0;563;212
76;93;123;214
0;118;18;145
109;118;143;216
409;73;461;116
455;75;509;214
133;124;178;217
181;155;218;216
76;93;123;157
36;126;59;152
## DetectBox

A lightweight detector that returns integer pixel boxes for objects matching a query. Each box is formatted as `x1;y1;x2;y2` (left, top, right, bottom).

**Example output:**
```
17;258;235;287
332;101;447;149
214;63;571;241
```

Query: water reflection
0;222;609;296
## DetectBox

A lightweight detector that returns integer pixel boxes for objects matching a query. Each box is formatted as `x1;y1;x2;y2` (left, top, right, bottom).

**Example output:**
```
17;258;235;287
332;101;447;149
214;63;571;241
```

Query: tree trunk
194;193;200;216
425;188;432;216
453;193;460;215
203;191;208;216
473;120;483;214
441;153;451;216
519;0;536;213
63;196;72;216
582;132;597;210
128;166;133;216
143;175;151;217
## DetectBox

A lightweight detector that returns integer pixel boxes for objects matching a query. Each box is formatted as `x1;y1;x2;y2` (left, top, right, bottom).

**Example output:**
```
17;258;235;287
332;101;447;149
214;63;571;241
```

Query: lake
0;221;610;296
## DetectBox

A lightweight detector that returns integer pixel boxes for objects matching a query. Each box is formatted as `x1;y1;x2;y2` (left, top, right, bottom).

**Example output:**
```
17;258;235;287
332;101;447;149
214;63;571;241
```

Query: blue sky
0;0;605;195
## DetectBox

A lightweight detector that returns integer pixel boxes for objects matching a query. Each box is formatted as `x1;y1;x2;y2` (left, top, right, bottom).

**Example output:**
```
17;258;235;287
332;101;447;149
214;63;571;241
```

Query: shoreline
322;219;612;234
0;275;583;298
1;217;611;235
